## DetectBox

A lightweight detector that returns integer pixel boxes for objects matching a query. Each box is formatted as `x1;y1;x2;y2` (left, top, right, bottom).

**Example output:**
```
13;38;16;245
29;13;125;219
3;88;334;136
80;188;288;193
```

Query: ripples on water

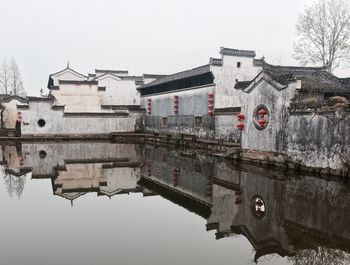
0;142;349;265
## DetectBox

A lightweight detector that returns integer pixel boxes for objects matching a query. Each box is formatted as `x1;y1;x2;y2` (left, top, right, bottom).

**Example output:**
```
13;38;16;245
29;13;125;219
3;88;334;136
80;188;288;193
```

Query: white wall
212;55;262;108
240;80;298;152
141;85;214;116
20;101;142;134
51;83;106;113
97;75;140;105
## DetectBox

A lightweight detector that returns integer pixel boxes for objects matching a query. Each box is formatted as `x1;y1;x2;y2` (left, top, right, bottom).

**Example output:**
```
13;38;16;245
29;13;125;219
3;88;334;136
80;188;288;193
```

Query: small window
37;119;46;127
251;196;266;219
38;150;47;159
194;116;203;127
237;62;241;68
161;117;168;127
253;104;269;130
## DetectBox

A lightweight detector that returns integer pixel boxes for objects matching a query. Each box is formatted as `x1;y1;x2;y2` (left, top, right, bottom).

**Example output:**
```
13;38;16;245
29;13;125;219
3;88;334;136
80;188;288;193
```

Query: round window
253;105;269;130
251;196;266;219
38;119;46;127
38;150;47;159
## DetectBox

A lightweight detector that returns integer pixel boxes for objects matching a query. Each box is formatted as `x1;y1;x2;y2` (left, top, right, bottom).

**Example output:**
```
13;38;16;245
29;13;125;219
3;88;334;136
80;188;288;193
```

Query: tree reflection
289;247;350;265
3;173;26;199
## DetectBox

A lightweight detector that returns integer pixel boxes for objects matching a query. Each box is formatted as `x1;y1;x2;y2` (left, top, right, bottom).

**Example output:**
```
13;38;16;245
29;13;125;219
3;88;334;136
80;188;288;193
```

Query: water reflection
1;142;350;264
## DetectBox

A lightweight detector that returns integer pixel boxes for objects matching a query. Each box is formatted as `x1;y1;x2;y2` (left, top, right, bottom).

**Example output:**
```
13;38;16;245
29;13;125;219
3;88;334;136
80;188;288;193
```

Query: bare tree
0;59;10;95
9;58;26;96
3;173;27;199
294;0;350;72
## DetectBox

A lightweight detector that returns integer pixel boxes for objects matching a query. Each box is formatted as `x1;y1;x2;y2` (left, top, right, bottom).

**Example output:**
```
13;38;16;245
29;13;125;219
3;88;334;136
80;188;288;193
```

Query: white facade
95;74;140;105
19;100;143;135
48;66;160;109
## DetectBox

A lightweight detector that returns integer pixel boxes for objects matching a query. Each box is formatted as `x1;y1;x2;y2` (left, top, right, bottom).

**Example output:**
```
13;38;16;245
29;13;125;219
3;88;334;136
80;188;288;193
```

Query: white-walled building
47;65;166;110
138;47;263;139
0;65;166;135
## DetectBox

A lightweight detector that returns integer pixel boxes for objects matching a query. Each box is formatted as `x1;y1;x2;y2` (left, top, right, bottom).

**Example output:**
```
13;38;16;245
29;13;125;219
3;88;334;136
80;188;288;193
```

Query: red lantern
258;118;267;126
208;105;214;110
258;108;267;116
237;123;244;130
237;113;245;120
208;92;214;98
234;198;242;205
208;110;214;116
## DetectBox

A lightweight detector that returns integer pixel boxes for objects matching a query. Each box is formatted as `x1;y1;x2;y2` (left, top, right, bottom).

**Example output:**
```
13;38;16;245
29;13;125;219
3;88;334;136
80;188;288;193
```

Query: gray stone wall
287;110;350;170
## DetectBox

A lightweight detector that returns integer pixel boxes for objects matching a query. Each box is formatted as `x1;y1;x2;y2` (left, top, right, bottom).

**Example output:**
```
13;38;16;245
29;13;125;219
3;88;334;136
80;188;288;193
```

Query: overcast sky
0;0;349;95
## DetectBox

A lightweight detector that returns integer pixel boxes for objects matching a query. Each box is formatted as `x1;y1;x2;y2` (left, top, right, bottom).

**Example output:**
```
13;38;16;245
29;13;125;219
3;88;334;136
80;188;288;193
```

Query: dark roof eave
139;64;211;90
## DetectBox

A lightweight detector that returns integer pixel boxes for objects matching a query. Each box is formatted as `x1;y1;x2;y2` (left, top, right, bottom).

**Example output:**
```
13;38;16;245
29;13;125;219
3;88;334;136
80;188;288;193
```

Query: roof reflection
1;142;349;264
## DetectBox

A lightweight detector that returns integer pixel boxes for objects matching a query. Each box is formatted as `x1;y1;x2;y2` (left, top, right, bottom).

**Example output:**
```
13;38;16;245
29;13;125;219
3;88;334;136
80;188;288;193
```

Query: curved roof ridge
262;60;328;72
49;66;87;78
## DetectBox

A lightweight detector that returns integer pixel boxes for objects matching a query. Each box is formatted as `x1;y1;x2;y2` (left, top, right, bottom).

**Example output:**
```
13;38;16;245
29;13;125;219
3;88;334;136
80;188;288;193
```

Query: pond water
0;142;349;265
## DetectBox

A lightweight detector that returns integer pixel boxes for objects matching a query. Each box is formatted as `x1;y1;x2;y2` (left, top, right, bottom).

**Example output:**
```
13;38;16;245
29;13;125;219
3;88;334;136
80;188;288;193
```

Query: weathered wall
240;80;298;152
141;84;215;138
142;146;214;205
287;110;350;169
51;83;104;113
215;114;241;142
20;101;143;135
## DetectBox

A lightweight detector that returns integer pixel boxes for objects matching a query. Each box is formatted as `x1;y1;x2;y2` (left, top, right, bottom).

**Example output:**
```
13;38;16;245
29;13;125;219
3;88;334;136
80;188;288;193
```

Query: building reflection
1;142;154;202
139;145;350;264
1;142;350;263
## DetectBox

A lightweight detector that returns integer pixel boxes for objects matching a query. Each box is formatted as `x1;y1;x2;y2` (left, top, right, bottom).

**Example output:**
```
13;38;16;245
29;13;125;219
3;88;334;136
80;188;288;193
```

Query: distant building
138;47;263;139
0;65;165;135
138;47;350;171
47;65;167;109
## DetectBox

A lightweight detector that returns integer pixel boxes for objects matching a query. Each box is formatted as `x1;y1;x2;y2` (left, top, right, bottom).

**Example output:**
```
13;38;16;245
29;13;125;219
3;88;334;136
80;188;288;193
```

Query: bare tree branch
294;0;350;72
9;58;26;96
0;59;10;95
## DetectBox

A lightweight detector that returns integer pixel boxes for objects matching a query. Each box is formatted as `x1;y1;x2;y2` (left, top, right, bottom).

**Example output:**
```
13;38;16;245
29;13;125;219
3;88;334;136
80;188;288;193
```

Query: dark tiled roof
93;72;122;81
262;62;348;94
143;74;168;79
120;76;143;81
220;47;256;57
253;59;264;67
0;95;28;103
27;96;54;102
209;57;223;66
339;78;350;88
139;64;211;89
235;80;253;89
95;69;128;75
58;80;98;85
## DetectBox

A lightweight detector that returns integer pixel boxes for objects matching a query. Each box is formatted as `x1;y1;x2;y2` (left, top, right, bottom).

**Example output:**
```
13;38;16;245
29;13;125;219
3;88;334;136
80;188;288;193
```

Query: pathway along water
0;142;349;265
